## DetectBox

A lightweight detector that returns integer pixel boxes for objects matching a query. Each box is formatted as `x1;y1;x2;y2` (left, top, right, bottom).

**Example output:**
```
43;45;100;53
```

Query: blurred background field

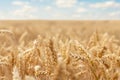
0;20;120;40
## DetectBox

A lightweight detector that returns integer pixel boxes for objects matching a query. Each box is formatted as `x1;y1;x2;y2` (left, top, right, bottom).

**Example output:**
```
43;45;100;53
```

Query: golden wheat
0;23;120;80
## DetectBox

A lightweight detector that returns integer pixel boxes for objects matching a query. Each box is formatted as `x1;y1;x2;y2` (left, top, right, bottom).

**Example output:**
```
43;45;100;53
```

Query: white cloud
79;2;85;5
0;12;6;19
1;0;120;20
31;0;43;2
12;1;29;6
76;8;87;13
45;6;52;12
0;11;15;19
12;1;37;19
90;1;120;8
108;11;120;16
53;13;62;17
72;14;81;18
55;0;77;8
13;5;35;16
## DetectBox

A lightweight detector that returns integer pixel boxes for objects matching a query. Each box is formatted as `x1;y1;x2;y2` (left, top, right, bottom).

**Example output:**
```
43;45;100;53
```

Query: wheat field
0;20;120;80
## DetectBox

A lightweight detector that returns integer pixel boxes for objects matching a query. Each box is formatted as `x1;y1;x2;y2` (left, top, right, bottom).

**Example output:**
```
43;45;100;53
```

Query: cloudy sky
0;0;120;20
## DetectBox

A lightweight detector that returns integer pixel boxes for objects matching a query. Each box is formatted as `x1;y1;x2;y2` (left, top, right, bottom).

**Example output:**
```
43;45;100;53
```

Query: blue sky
0;0;120;20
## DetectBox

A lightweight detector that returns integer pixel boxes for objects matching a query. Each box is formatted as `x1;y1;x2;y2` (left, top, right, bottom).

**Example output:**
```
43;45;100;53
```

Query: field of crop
0;20;120;80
